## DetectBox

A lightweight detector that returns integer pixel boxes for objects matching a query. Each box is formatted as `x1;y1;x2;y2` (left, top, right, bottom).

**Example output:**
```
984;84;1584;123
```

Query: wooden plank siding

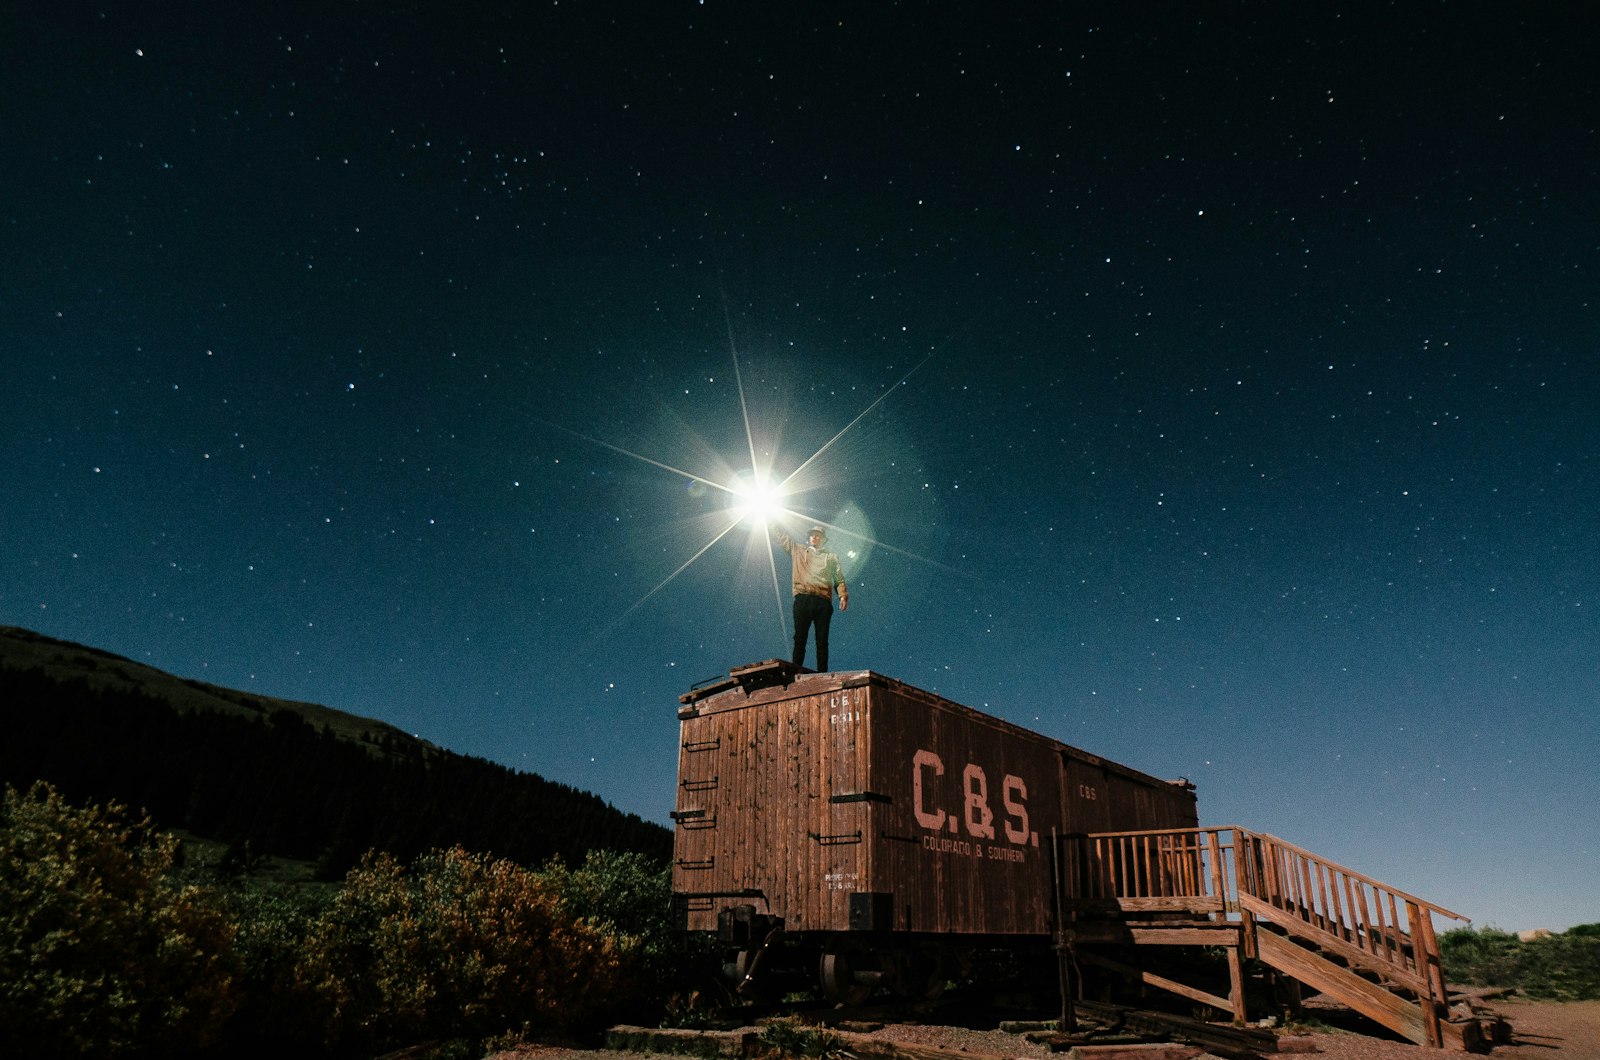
673;668;1197;940
672;675;870;933
861;676;1066;935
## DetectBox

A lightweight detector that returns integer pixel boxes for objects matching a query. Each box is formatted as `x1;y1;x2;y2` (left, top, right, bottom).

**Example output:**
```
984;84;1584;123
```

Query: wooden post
1385;892;1404;967
1205;830;1226;915
1059;944;1077;1032
1353;881;1375;956
1261;836;1283;909
1050;828;1077;1032
1408;901;1444;1048
1270;968;1303;1023
1227;944;1247;1025
1236;832;1259;960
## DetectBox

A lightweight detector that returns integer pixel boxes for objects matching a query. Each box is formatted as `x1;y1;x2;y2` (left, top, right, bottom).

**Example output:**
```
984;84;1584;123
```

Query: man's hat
808;525;825;536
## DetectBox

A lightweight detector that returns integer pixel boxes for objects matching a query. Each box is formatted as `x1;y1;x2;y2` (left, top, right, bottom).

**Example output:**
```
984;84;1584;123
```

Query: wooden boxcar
671;661;1196;999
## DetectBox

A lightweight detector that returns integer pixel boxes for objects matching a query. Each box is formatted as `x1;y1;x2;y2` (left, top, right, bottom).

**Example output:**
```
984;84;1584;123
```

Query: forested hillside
0;627;670;873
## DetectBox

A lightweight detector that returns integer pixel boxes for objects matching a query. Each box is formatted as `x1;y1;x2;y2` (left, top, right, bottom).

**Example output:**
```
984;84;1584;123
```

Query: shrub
217;881;336;1052
1441;925;1600;1001
0;782;238;1058
540;850;669;942
296;846;625;1053
537;849;690;1020
539;849;672;960
1440;925;1521;980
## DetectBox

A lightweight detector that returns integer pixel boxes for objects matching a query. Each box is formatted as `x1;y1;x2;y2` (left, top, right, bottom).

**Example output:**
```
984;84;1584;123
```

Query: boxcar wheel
891;948;947;1000
729;947;776;1000
819;948;874;1005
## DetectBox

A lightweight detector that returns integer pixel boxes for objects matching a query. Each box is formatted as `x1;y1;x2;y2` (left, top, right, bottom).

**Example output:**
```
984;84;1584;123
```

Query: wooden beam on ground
1078;951;1236;1015
833;1032;1012;1060
1073;1001;1280;1056
1071;1047;1205;1060
604;1025;758;1058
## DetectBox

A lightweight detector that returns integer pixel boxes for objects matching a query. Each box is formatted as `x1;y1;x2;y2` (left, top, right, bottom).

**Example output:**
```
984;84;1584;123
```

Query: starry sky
5;3;1596;932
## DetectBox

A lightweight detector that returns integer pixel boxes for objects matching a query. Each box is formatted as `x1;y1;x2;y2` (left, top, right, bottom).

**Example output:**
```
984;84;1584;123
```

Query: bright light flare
541;310;957;646
727;471;789;527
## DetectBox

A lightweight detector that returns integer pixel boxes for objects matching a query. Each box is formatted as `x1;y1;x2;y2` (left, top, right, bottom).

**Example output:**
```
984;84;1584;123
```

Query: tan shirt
775;532;848;605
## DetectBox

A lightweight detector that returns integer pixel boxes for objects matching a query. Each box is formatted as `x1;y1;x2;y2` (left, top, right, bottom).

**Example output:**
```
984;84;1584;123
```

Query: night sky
5;4;1596;932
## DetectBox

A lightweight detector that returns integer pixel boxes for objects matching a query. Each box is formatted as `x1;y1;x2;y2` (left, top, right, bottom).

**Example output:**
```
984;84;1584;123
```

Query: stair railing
1059;826;1468;1006
1060;825;1234;913
1234;831;1466;1004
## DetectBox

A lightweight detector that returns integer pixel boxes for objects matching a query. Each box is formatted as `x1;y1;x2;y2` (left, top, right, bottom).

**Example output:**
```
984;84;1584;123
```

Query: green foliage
659;990;719;1029
1440;925;1519;974
296;846;625;1054
0;771;686;1055
757;1019;854;1060
1441;925;1600;1001
536;849;682;1018
539;849;672;956
0;782;238;1058
217;880;336;1051
545;848;663;916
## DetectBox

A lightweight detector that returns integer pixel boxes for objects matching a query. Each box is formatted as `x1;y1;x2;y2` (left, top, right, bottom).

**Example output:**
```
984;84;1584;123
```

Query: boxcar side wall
1060;750;1198;835
862;681;1064;936
672;678;871;934
673;669;1198;943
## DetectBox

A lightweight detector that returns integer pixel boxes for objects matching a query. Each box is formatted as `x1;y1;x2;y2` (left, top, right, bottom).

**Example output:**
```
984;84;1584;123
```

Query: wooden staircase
1053;827;1489;1051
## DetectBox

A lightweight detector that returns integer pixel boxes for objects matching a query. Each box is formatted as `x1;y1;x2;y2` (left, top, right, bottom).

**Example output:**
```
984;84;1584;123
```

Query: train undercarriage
711;905;1054;1005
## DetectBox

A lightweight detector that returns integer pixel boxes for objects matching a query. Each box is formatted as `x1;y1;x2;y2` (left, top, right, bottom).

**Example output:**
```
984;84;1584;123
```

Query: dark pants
792;593;834;672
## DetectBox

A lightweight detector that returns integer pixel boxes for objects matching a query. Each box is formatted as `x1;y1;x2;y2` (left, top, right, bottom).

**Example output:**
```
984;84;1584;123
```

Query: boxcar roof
679;660;1192;795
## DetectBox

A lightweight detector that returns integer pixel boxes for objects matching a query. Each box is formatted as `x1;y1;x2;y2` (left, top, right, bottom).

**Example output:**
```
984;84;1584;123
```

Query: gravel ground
488;998;1600;1060
1277;999;1600;1060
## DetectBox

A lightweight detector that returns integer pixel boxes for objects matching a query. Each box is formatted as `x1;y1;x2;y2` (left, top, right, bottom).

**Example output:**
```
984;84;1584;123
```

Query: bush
538;849;708;1022
540;850;669;943
0;782;238;1058
217;881;336;1052
1441;925;1600;1001
296;846;625;1054
0;783;682;1056
1440;925;1521;979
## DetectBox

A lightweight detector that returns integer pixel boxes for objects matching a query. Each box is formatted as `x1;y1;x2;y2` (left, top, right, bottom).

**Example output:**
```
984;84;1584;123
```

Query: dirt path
1468;998;1598;1058
491;998;1600;1060
1283;999;1599;1060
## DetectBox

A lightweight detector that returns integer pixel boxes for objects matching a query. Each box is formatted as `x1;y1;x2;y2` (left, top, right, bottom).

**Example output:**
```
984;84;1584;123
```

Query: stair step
1257;928;1439;1048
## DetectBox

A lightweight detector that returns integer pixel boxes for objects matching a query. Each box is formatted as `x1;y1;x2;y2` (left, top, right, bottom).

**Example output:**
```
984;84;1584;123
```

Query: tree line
0;663;670;874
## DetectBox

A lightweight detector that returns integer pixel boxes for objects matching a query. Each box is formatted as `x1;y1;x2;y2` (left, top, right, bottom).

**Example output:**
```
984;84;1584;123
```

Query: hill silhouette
0;626;670;874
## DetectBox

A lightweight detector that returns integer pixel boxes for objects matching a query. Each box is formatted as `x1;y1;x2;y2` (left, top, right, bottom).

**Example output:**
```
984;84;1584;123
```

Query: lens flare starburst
544;336;949;645
728;471;787;528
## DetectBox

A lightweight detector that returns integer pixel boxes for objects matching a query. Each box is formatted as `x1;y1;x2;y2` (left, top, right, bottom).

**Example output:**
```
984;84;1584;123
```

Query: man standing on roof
773;524;849;672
